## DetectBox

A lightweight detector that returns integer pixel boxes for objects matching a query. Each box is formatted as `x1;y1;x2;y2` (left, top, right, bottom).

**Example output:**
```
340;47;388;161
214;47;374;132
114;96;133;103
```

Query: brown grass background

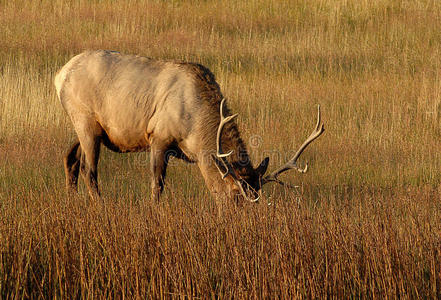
1;0;440;298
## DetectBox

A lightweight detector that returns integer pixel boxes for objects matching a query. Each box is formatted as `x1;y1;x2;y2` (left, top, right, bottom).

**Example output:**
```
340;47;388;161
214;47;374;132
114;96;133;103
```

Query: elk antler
262;105;324;186
213;99;260;202
215;98;238;178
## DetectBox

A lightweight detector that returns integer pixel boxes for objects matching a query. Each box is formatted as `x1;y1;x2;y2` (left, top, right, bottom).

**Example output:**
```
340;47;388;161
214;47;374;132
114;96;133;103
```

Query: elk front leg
149;144;170;201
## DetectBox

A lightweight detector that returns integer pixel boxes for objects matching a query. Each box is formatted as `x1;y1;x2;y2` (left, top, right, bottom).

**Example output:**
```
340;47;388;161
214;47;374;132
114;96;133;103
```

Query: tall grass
1;0;440;298
2;188;440;298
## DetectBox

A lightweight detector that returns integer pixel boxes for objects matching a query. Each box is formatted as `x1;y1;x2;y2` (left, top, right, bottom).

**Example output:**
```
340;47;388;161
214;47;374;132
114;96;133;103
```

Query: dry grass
1;0;441;298
2;186;440;298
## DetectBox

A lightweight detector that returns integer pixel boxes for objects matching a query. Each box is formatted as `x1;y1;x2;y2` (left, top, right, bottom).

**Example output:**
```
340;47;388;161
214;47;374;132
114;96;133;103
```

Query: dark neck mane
220;121;254;177
184;62;255;177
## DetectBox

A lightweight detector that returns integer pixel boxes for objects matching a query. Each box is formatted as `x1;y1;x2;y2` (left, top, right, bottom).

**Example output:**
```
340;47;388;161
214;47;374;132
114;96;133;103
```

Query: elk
55;50;324;202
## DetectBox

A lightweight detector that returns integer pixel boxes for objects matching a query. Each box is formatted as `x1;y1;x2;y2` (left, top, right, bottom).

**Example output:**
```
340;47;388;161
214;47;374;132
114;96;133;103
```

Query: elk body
55;50;324;202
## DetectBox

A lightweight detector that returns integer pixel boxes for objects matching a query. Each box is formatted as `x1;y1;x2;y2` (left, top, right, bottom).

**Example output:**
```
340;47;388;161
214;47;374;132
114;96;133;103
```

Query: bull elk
55;50;324;202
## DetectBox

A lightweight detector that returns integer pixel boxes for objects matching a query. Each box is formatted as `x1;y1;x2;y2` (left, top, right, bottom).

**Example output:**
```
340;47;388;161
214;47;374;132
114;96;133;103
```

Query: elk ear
255;157;269;177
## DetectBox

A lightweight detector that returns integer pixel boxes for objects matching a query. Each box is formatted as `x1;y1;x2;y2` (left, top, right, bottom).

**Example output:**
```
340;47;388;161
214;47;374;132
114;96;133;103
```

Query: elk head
211;99;325;202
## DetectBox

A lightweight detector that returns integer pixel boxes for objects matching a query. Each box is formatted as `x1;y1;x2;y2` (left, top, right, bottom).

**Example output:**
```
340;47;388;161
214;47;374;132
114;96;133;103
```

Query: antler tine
216;98;238;159
315;104;322;131
262;105;324;185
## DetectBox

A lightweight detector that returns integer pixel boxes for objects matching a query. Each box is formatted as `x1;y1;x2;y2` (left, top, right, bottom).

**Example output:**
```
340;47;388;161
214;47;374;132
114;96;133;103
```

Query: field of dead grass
1;0;440;298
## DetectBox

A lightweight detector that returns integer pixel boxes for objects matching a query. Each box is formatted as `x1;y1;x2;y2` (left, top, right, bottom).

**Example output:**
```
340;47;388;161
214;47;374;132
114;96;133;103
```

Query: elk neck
186;62;256;179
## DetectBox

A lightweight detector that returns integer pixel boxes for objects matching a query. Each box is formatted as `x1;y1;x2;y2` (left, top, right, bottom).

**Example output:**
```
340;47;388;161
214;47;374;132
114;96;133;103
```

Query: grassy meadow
1;0;441;298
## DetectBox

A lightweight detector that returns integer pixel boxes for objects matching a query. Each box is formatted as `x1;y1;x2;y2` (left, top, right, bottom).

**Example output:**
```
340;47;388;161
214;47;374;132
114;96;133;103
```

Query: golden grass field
1;0;441;298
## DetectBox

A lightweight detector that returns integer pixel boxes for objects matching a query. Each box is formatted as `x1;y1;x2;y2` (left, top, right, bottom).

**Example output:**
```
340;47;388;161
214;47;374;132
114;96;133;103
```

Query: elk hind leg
74;119;103;200
64;141;81;193
79;136;101;200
